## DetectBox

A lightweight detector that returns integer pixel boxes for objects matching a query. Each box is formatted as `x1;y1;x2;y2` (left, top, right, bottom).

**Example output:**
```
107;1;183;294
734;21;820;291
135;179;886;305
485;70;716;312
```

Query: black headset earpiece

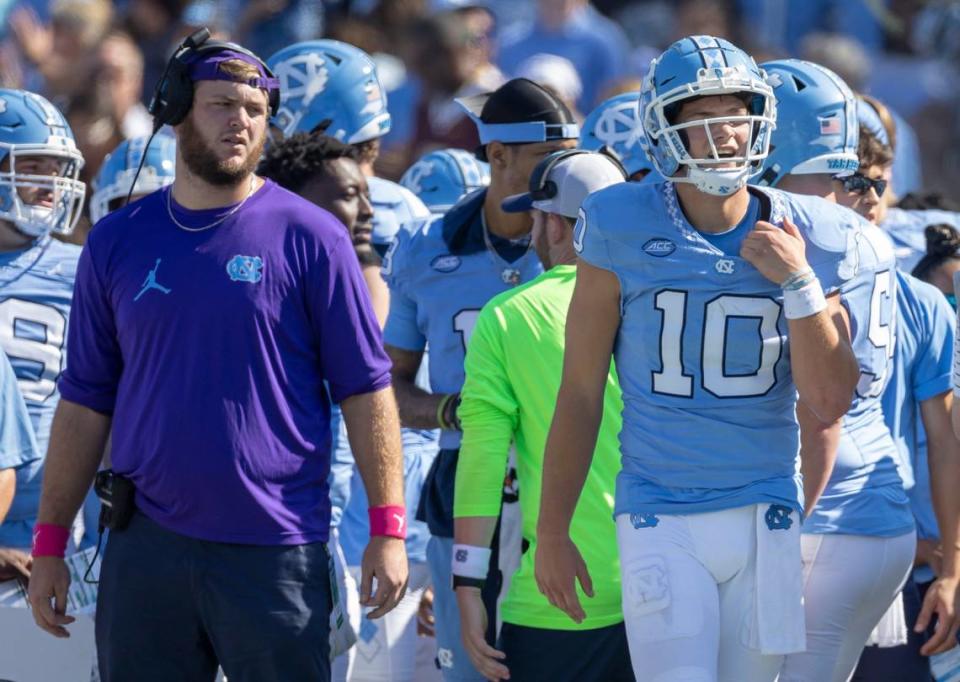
148;27;280;131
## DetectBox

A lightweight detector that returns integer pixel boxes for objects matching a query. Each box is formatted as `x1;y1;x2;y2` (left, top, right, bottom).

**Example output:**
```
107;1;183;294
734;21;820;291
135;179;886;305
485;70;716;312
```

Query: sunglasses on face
834;172;888;197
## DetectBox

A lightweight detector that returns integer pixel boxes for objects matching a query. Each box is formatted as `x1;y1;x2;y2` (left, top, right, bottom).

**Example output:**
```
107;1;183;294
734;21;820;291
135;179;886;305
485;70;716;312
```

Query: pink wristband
31;523;70;558
368;505;406;539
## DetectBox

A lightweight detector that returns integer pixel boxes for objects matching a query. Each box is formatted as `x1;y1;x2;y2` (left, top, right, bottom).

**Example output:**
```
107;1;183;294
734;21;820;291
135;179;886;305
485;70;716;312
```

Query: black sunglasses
834;172;887;197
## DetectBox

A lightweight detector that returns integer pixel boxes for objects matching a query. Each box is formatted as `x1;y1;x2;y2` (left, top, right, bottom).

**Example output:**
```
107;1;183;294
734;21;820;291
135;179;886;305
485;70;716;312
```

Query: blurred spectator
8;0;113;101
673;0;734;42
497;0;630;110
96;31;153;140
230;0;324;60
801;32;871;91
406;9;504;161
736;0;887;55
515;53;583;121
123;0;192;103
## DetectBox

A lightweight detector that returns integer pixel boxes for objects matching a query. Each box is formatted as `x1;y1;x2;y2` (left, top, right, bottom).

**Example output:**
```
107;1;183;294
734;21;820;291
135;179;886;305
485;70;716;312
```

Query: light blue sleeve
381;232;427;352
0;350;39;470
913;289;954;402
327;402;355;529
573;198;615;272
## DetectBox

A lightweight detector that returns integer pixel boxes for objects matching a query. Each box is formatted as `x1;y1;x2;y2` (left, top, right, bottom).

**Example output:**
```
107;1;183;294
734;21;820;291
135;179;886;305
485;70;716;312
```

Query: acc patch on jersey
430;254;461;273
226;255;263;283
642;238;676;257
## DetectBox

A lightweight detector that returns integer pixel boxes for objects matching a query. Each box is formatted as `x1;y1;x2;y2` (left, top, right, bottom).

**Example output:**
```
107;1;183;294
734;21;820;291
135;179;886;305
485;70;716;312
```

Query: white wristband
452;543;491;580
783;277;827;320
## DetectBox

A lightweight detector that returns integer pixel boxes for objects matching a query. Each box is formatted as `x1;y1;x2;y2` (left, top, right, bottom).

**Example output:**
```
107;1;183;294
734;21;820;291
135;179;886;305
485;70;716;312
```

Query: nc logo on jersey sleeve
226;255;264;283
573;208;587;253
764;504;793;530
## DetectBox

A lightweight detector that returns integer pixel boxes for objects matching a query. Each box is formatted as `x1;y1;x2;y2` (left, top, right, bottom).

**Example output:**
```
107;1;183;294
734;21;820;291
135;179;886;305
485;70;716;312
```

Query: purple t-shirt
60;180;391;545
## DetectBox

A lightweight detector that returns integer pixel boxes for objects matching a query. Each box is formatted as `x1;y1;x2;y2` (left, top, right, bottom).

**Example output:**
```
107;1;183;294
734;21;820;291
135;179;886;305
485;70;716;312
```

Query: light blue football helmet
580;93;653;178
90;135;176;224
0;89;85;237
639;35;776;196
757;59;860;187
267;40;391;144
399;149;491;214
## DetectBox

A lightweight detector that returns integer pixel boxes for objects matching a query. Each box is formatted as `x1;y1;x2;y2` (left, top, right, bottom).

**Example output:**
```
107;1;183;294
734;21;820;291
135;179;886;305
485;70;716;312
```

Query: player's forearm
454;516;499;548
37;400;112;527
797;402;839;515
342;386;405;507
392;374;447;429
922;392;960;577
788;302;858;423
538;389;603;538
0;468;14;526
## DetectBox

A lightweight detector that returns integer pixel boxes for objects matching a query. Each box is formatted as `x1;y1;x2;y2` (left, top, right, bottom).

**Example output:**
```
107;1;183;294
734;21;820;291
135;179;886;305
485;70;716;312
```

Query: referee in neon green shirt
452;149;630;682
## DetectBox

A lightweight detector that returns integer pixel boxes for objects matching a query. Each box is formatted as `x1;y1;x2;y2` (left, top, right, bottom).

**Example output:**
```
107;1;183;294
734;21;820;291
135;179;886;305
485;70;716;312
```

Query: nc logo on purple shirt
226;255;263;283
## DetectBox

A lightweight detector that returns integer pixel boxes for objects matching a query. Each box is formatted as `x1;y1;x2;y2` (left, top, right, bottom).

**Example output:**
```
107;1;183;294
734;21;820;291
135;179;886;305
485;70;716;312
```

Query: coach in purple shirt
27;36;408;682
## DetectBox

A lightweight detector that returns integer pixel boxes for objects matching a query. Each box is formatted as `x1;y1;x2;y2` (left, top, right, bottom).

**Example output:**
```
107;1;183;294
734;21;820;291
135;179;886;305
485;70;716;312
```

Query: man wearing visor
380;78;578;680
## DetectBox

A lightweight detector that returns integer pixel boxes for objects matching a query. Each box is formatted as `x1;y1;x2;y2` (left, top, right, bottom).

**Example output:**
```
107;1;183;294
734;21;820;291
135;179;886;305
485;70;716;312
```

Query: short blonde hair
217;59;263;83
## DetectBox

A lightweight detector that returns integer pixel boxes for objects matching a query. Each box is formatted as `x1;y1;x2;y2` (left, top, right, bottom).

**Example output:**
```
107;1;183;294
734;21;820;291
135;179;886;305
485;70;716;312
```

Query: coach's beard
180;117;265;187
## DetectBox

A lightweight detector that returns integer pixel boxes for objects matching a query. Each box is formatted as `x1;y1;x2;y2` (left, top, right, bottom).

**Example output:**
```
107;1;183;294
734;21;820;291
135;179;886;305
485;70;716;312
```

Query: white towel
865;592;908;648
750;504;806;655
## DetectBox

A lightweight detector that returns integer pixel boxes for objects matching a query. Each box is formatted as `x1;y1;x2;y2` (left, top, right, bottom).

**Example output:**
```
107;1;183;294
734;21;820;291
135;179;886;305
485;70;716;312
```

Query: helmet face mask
0;89;86;238
640;37;776;196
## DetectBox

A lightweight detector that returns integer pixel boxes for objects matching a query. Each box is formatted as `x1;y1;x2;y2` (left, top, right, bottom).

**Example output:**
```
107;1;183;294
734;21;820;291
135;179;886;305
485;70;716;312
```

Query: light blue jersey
882;207;960;272
804;219;911;537
0;348;39;473
577;181;859;516
382;189;543;450
0;235;79;547
880;272;954;580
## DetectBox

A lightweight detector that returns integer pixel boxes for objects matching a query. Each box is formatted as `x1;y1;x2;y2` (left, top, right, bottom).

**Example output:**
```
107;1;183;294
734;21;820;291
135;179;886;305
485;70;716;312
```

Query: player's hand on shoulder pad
534;533;593;625
740;217;810;285
359;536;408;619
27;555;75;638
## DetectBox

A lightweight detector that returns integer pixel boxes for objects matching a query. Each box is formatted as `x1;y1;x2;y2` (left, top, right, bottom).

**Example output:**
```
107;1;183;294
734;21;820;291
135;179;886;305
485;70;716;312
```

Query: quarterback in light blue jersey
0;89;85;551
537;37;861;682
400;149;491;215
755;59;924;682
266;40;430;260
383;78;578;681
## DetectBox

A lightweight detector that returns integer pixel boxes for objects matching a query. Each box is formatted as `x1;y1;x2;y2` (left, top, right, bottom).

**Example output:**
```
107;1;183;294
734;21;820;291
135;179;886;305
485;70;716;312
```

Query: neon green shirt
454;264;623;631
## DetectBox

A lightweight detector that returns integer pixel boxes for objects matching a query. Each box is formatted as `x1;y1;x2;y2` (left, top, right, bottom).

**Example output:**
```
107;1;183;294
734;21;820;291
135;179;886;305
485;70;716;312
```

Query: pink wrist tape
368;505;407;539
32;523;70;558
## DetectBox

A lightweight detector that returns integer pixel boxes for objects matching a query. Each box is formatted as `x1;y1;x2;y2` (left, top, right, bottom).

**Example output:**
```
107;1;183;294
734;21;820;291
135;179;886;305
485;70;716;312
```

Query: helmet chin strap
672;165;752;197
14;203;56;238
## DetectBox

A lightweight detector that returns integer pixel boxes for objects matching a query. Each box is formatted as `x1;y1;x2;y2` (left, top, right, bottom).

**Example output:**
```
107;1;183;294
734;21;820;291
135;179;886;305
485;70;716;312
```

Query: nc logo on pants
630;513;659;529
764;504;793;531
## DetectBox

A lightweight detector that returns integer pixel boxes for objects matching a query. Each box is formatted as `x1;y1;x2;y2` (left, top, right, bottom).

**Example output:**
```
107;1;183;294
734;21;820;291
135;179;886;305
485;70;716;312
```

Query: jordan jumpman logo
134;258;172;301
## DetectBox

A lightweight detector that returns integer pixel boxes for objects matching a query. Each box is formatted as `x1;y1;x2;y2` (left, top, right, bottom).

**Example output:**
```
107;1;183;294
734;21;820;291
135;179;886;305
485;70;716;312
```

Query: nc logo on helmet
226;255;264;283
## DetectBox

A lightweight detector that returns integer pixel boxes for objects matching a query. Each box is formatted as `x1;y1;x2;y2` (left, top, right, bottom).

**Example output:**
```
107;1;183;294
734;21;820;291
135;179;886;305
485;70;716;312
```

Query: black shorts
499;620;634;682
